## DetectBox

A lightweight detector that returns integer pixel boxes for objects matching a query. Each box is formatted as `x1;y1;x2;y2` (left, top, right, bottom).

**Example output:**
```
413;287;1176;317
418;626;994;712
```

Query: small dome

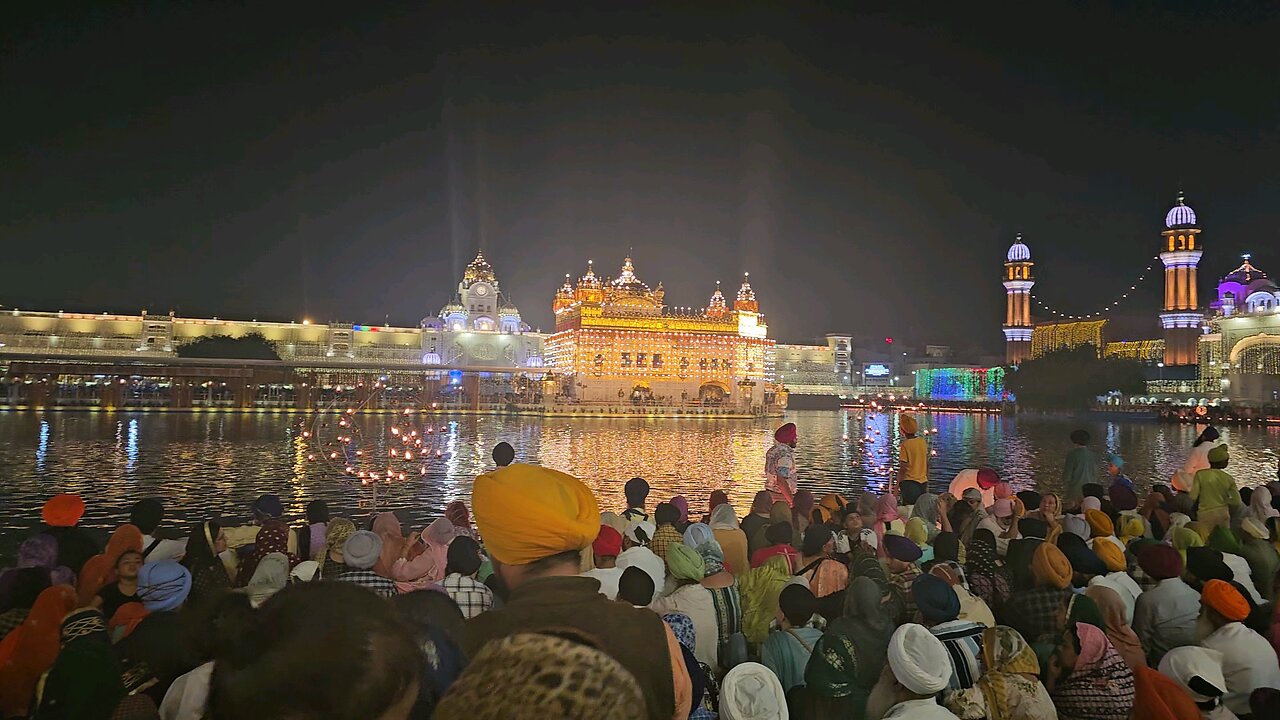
463;251;497;284
1006;234;1031;262
1165;193;1197;228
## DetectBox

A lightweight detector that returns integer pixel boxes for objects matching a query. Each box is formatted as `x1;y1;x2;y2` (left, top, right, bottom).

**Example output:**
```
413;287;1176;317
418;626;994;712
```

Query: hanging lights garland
1031;256;1160;320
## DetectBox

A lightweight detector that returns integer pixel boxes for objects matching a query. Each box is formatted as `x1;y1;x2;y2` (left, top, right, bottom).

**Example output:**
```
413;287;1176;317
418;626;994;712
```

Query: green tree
176;333;281;361
1005;345;1146;410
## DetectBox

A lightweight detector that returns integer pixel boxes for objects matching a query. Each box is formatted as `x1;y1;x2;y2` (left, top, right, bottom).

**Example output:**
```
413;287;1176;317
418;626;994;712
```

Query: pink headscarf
372;512;406;579
670;496;689;525
1075;621;1110;669
423;518;456;577
993;482;1013;500
874;493;900;555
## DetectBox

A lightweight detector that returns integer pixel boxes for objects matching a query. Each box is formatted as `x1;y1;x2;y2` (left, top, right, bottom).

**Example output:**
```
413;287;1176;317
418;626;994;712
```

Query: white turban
1081;496;1102;512
720;662;788;719
887;624;951;696
1158;646;1228;704
624;520;656;545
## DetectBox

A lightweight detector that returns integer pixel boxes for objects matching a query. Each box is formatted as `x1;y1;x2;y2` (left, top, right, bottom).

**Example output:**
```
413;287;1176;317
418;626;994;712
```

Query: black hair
208;583;420;720
129;498;164;534
654;503;679;525
1070;429;1090;445
525;549;582;576
445;536;483;576
306;499;330;524
492;442;515;467
181;521;222;572
933;532;960;563
624;477;650;507
779;584;817;627
1193;426;1220;447
617;566;655;606
115;549;143;568
1082;483;1105;500
392;588;467;650
391;590;467;717
801;524;834;556
1240;487;1254;507
1018;518;1049;540
765;521;793;546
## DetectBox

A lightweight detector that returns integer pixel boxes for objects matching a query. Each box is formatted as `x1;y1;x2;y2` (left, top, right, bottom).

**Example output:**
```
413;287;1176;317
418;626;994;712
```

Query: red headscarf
108;601;150;641
445;501;471;529
0;584;78;716
774;423;797;444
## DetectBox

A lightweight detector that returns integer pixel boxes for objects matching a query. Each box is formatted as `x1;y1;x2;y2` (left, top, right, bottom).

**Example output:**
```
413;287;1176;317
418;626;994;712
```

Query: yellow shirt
900;436;929;482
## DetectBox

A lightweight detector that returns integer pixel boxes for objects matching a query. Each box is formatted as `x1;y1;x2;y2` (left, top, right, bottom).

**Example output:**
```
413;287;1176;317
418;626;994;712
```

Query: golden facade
547;258;775;408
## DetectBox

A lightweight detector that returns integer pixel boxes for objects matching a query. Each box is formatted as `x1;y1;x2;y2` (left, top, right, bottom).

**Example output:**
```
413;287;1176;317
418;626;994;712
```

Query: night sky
3;2;1277;352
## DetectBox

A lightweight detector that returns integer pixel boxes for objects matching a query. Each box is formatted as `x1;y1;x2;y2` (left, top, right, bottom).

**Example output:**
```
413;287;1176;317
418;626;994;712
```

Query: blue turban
137;560;192;612
912;573;961;623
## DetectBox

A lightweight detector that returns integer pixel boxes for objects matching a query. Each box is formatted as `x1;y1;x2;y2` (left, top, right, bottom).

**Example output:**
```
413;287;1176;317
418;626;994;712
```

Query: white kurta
1200;622;1280;716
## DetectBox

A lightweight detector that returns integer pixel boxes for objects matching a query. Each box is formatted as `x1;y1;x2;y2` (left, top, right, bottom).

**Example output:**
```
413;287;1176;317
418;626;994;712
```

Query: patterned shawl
1052;622;1136;720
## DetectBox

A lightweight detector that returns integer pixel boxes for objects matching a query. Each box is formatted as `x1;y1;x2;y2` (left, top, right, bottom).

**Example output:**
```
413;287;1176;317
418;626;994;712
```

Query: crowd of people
2;428;1280;719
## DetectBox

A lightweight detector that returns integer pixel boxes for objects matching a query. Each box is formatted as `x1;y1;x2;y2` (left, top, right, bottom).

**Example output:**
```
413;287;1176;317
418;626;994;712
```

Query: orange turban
42;494;84;527
1201;579;1250;622
1085;509;1114;538
1093;539;1126;572
473;464;600;565
108;602;150;641
1032;542;1072;590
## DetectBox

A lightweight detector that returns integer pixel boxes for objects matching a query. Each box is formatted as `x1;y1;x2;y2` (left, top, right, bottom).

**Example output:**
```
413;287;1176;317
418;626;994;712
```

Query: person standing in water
1061;429;1098;509
765;422;798;506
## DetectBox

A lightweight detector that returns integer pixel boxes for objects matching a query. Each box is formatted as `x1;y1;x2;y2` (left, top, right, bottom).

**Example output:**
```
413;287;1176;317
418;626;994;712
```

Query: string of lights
1032;256;1160;320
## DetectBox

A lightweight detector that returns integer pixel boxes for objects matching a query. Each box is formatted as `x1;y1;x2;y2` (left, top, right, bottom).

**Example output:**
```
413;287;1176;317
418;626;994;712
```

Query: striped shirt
930;619;986;690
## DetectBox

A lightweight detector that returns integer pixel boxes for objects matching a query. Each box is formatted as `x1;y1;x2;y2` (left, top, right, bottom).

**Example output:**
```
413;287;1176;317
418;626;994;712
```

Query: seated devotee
1159;646;1238;720
1237;518;1279;603
1085;584;1146;673
978;498;1021;556
1133;543;1202;666
909;492;948;543
466;464;691;720
720;662;787;720
335;530;397;598
317;517;356;580
35;493;101;574
1046;621;1136;720
883;534;923;624
389;518;455;593
623;477;652;523
912;573;986;690
950;489;984;546
445;500;478;542
685;535;743;659
436;629;645;720
1196;579;1280;716
651;544;722;672
88;548;142;620
750;521;799;571
794;524;849;600
650;503;684;563
710;503;750;576
741;491;775;555
941;625;1056;720
130;497;189;563
964;528;1011;612
1088;540;1143;624
739;555;793;647
205;583;420;720
927;561;995;627
582;525;625;600
904;518;935;564
221;493;298;556
949;468;1001;510
868;623;956;720
617;521;666;603
1206;527;1268;605
441;536;494;619
660;613;718;720
1003;541;1075;648
618;566;657;608
792;576;895;719
181;521;233;606
761;584;823;693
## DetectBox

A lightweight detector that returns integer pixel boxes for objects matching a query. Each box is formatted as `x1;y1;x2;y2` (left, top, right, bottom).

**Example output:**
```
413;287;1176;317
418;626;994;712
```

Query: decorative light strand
1031;256;1160;320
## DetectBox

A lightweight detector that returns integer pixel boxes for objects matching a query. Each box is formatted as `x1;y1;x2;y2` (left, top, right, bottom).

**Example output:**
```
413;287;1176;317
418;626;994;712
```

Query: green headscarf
1207;526;1244;556
1171;526;1204;566
666;543;706;583
739;554;793;644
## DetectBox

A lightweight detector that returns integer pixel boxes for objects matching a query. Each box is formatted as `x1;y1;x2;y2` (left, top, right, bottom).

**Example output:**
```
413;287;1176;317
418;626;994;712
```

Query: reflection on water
0;410;1276;539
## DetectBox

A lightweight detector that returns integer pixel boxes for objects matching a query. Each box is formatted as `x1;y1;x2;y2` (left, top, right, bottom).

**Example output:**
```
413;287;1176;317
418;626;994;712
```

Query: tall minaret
1159;192;1203;366
1003;234;1034;364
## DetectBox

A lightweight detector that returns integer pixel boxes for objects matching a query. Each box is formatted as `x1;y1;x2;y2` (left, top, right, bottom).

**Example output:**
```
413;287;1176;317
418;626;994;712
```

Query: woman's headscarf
739;555;793;643
707;490;730;515
76;523;144;604
1117;514;1146;546
793;490;815;527
683;522;715;550
1207;526;1244;556
372;511;407;577
1171;526;1204;566
240;552;289;608
910;494;941;541
31;607;126;719
973;625;1044;720
904;517;929;548
769;501;791;525
1085;584;1145;673
670;496;690;526
238;519;298;587
323;518;357;566
1051;622;1136;720
663;613;715;720
1249;486;1280;525
750;491;773;516
423;517;457;574
709;504;739;531
695;541;726;576
667;543;706;583
0;584;78;717
6;535;74;589
806;577;893;698
873;493;900;553
1185;521;1212;543
444;501;477;540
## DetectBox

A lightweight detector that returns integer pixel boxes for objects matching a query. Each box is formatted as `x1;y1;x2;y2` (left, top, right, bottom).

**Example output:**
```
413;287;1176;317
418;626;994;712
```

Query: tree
1005;345;1146;411
176;333;281;361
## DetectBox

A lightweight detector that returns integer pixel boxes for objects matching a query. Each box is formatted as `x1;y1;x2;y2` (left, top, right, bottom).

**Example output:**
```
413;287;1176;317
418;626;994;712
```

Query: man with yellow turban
464;464;691;720
897;414;929;491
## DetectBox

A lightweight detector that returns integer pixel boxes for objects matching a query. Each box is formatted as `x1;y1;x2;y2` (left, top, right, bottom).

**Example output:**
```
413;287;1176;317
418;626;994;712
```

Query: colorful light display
1031;320;1107;358
914;367;1007;402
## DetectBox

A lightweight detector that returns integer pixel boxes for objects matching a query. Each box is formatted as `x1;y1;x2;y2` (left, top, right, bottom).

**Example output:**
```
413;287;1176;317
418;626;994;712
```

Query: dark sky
3;2;1278;351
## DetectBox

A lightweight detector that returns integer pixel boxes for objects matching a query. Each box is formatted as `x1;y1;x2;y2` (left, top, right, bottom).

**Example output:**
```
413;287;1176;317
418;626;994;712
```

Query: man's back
466;575;676;720
1061;446;1096;502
